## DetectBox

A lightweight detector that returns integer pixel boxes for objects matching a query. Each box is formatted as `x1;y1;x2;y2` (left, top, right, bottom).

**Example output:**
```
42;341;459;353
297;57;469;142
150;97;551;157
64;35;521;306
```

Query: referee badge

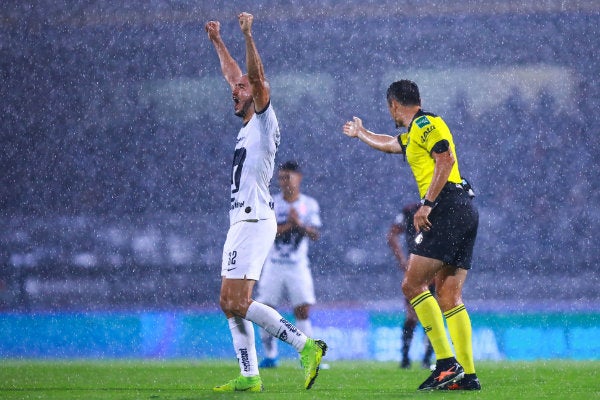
415;232;423;244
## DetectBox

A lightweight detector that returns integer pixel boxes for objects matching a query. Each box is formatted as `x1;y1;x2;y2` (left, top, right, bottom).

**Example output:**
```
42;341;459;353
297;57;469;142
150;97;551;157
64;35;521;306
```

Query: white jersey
269;193;321;266
229;102;280;225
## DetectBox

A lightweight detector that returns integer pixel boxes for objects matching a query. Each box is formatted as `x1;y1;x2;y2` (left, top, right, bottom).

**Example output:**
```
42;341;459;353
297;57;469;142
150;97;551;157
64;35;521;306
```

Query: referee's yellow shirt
398;111;462;198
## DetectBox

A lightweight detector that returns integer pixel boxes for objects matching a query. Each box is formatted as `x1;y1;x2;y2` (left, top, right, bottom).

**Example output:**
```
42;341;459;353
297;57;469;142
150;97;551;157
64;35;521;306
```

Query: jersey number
228;251;237;266
231;147;247;194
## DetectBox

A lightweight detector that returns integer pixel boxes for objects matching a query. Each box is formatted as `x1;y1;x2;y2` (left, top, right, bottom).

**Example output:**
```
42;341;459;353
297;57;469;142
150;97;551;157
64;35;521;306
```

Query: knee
219;295;231;314
436;290;463;312
294;305;310;320
219;294;251;317
402;277;422;301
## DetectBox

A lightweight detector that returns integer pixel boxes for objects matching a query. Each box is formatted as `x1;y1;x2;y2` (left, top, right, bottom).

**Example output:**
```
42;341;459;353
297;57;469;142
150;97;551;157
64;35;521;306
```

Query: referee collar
406;109;426;132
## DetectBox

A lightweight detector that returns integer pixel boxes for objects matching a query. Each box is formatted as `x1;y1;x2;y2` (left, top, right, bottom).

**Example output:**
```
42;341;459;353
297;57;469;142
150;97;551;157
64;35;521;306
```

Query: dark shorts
412;183;479;269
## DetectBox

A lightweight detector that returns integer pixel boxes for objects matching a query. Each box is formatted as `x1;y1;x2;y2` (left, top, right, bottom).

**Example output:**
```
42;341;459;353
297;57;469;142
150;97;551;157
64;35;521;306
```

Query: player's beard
235;99;253;119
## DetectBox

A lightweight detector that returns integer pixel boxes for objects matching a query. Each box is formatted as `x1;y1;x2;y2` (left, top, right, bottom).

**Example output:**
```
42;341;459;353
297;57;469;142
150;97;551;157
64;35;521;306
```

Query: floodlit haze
1;1;599;311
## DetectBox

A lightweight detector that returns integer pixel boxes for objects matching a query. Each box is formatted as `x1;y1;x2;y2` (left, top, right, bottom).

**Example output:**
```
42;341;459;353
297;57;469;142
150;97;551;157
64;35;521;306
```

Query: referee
342;80;480;391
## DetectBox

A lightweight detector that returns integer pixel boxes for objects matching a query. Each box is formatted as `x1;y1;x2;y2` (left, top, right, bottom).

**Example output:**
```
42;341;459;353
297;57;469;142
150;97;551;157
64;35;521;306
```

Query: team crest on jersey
415;116;430;128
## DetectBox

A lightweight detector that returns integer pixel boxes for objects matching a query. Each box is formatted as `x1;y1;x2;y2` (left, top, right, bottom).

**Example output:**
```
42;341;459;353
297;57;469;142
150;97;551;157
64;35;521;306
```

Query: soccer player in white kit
256;161;322;368
205;13;327;393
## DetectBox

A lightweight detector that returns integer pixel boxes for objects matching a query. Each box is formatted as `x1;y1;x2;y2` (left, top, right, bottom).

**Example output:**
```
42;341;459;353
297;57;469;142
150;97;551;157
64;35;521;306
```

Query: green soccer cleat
213;375;263;392
300;338;328;390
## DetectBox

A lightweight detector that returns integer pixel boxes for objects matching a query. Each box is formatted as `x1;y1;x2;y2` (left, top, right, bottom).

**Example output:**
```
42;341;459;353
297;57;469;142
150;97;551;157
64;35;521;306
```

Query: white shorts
221;218;276;280
256;259;316;307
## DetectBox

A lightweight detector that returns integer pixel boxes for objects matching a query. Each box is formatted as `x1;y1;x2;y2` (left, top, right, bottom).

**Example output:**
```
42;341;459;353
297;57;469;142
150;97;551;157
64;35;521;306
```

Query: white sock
228;316;259;377
246;301;308;352
260;327;278;359
295;318;312;338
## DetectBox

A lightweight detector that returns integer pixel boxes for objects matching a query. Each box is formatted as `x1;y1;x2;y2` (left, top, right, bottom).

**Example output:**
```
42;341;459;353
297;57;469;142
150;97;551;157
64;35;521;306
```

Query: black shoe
400;358;411;369
417;358;464;391
441;374;481;391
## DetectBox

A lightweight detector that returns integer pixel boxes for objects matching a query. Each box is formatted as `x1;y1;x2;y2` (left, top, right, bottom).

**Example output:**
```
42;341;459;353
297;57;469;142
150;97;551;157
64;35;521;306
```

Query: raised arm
238;12;270;112
205;20;242;90
342;117;403;154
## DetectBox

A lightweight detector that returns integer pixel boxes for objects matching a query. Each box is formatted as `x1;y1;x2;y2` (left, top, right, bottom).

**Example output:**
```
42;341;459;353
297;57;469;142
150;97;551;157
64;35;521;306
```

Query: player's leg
246;253;309;356
215;277;263;392
437;194;480;391
421;283;436;368
402;254;463;390
221;219;327;389
294;304;312;337
436;266;480;391
220;220;308;353
403;255;453;361
422;336;434;369
286;264;328;377
401;298;418;368
215;220;272;392
290;262;316;339
245;300;327;389
218;275;328;391
255;261;284;368
258;315;279;368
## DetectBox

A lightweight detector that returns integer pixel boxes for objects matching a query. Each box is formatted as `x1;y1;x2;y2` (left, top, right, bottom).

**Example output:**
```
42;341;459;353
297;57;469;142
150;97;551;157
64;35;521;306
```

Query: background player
256;161;322;368
205;12;327;393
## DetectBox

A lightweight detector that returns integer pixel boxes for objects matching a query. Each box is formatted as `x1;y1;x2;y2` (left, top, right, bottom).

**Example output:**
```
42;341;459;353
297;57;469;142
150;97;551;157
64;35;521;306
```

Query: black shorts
412;183;479;269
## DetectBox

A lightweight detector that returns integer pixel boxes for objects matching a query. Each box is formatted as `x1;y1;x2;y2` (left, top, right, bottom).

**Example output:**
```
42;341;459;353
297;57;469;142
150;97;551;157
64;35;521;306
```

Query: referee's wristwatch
420;198;437;208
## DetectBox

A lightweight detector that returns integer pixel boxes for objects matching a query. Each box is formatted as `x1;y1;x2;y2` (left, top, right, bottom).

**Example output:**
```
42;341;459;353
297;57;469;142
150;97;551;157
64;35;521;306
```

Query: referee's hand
342;116;362;138
414;206;432;232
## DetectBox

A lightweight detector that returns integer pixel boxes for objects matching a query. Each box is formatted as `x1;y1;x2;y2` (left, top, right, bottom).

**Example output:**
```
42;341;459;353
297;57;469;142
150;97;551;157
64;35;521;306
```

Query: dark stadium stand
1;1;598;311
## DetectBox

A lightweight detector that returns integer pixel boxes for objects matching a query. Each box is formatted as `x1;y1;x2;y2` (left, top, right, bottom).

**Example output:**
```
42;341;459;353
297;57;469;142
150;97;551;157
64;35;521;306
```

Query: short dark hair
386;80;421;106
279;160;301;173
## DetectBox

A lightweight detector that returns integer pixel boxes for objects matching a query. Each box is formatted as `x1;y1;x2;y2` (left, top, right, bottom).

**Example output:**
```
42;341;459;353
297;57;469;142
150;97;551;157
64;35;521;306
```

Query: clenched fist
205;20;221;41
238;12;253;34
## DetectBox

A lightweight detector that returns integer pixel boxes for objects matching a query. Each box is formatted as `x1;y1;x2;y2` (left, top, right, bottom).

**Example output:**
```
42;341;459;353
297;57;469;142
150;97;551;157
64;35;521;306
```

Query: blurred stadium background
1;1;599;360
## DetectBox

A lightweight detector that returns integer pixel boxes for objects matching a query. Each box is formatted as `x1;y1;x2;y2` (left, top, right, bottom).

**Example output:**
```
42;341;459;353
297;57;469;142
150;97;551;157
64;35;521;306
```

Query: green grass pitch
0;359;598;399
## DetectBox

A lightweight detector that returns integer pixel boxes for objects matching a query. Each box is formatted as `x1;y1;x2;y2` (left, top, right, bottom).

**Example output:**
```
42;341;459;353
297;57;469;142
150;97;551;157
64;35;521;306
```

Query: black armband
431;139;450;154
